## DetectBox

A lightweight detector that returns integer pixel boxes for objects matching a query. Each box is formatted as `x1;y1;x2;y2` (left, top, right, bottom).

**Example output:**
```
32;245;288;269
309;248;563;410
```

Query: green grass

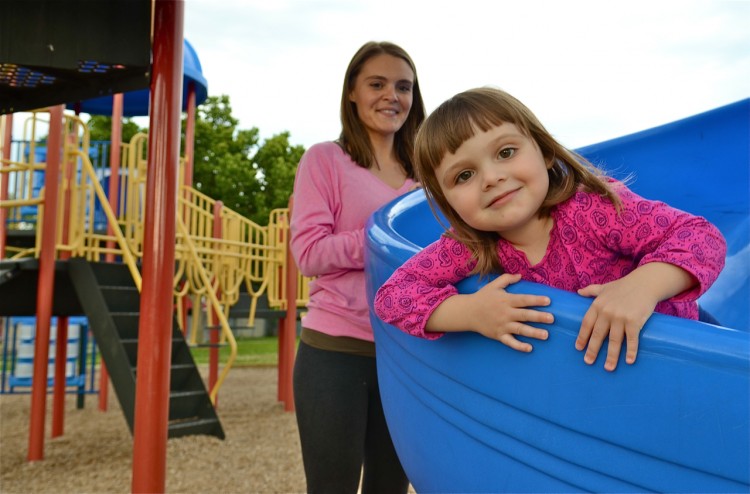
189;336;298;367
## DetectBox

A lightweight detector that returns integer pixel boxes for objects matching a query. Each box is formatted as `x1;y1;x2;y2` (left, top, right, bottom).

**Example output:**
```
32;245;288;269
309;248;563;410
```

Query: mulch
0;366;307;493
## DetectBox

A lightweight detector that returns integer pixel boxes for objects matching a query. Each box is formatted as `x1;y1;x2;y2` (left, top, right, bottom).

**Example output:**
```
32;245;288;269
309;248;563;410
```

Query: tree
189;95;304;225
86;115;144;143
250;131;305;224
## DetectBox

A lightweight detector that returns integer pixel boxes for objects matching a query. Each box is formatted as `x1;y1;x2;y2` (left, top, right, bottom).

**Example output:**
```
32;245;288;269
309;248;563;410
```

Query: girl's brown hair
415;86;621;275
339;41;426;177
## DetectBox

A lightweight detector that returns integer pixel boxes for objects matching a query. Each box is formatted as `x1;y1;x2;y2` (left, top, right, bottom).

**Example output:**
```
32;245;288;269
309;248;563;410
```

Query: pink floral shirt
373;184;726;339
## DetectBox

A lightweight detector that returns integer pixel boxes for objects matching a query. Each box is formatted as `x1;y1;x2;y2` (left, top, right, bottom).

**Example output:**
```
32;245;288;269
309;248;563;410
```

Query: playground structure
1;2;306;491
0;76;309;423
365;98;749;492
2;113;307;334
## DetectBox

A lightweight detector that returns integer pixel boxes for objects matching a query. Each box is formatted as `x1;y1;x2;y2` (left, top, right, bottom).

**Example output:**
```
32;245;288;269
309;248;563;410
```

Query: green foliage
86;115;144;143
189;95;304;225
251;131;305;222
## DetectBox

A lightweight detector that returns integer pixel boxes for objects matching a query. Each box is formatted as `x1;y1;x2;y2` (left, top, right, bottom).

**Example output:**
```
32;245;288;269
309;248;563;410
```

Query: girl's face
349;54;414;140
435;122;550;244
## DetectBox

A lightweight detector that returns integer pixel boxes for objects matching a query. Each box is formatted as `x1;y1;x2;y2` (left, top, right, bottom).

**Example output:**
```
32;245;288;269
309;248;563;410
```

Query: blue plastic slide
365;99;749;493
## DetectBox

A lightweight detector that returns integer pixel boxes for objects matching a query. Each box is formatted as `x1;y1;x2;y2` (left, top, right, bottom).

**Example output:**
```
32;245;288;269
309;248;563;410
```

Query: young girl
374;87;726;372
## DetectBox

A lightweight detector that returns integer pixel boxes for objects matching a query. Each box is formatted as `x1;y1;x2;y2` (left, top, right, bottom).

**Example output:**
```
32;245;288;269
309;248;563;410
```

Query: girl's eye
370;82;384;89
498;147;516;159
397;84;412;93
455;170;473;184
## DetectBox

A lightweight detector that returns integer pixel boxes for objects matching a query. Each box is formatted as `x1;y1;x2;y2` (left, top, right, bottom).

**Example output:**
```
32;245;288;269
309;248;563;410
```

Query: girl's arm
575;184;727;371
374;237;553;351
427;273;553;352
576;261;695;371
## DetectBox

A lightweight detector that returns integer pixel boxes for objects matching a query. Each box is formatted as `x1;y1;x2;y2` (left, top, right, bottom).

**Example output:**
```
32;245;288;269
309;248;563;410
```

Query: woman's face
348;53;414;140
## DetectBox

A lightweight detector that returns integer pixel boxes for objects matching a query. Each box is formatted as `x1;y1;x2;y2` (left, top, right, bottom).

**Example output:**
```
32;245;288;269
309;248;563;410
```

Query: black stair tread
66;257;224;440
119;337;186;344
168;417;225;439
0;263;23;283
170;390;208;399
192;342;228;348
171;363;196;370
169;417;221;427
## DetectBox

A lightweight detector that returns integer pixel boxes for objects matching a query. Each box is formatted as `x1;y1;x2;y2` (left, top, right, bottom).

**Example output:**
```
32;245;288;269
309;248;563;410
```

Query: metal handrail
1;112;312;400
176;214;236;403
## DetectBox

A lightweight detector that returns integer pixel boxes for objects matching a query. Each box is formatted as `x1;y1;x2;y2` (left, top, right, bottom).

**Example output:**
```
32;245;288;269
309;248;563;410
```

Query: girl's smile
487;187;521;209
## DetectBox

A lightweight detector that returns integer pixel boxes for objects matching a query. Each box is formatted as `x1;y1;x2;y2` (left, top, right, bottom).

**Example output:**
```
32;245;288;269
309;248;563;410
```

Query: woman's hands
426;273;554;352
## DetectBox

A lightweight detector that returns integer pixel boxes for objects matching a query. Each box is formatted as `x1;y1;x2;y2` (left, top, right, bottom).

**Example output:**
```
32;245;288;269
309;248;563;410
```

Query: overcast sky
180;0;749;150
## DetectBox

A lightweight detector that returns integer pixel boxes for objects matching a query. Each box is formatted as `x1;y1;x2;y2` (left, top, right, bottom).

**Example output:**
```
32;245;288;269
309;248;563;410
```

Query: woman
290;41;425;493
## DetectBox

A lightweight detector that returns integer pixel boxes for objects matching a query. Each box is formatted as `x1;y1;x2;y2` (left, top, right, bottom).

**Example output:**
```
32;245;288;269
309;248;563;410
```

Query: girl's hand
461;273;554;352
576;278;654;371
576;263;694;372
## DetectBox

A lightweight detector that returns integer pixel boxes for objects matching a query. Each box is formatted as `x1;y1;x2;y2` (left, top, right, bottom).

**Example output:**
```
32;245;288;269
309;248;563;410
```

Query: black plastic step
66;257;224;440
168;417;224;439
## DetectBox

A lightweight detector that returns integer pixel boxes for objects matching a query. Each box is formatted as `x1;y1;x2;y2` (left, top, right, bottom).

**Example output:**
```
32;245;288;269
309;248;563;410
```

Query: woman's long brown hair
338;41;426;177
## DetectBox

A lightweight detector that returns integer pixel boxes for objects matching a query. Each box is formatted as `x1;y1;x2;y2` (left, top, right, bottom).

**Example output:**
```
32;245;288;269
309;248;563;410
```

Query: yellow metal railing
175;215;236;403
267;207;311;311
1;111;314;400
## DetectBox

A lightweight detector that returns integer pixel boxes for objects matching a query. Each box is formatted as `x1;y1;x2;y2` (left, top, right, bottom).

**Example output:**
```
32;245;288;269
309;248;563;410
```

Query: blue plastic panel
365;99;750;493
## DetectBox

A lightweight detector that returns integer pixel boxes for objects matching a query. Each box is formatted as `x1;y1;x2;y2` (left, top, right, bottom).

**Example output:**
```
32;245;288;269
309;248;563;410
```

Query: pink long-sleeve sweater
290;141;417;342
374;183;726;339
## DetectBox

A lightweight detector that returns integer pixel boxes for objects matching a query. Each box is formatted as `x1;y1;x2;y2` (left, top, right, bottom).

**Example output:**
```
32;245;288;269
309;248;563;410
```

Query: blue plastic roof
66;39;208;117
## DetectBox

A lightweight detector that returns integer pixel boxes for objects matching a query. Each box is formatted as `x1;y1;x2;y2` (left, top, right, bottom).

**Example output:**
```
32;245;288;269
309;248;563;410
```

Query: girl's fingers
499;334;533;353
603;322;625;372
491;273;522;289
519;308;554;325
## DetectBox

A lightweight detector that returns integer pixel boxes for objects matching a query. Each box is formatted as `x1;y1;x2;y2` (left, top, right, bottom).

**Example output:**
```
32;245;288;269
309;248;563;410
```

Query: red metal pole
0;114;12;258
276;224;285;402
280;197;296;412
277;316;284;402
51;127;76;438
131;1;183;492
184;81;196;188
51;317;68;437
0;113;13;259
0;114;11;342
100;92;124;412
27;105;64;461
208;201;222;403
176;84;195;314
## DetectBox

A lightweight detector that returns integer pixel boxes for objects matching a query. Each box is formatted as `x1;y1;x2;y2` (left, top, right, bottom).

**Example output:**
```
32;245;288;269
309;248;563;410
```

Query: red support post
27;105;65;461
184;81;196;188
0;114;11;343
131;1;184;492
208;201;222;404
51;127;76;438
0;114;12;259
100;92;124;412
279;197;296;412
50;317;68;437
